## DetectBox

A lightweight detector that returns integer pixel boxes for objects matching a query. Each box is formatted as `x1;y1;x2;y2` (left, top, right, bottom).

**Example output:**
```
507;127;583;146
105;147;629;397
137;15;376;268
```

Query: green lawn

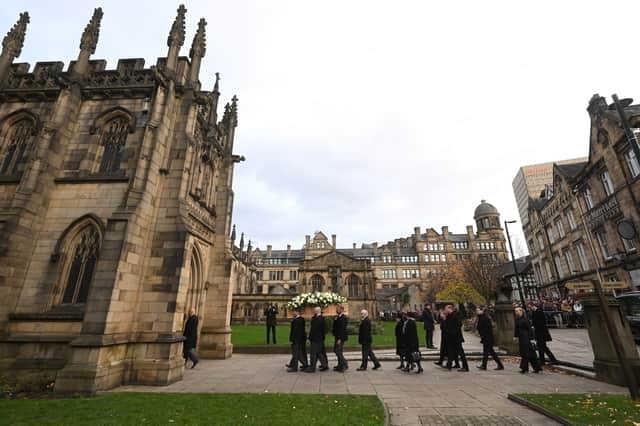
231;323;427;347
0;392;385;425
515;393;640;425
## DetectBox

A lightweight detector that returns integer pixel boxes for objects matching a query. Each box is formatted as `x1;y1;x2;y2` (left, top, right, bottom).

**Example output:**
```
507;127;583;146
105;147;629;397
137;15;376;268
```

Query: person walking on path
444;305;468;372
434;310;459;368
183;307;199;369
357;309;381;371
287;309;308;372
264;303;278;344
395;315;407;370
422;305;436;349
514;307;542;374
475;306;504;371
401;312;423;374
306;307;329;372
332;304;349;372
529;302;558;365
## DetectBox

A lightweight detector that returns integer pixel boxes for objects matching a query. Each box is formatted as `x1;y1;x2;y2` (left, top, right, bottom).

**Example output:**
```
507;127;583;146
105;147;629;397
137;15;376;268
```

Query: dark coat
476;313;494;346
308;314;326;343
514;315;536;358
395;320;405;355
531;308;552;342
444;312;464;344
422;309;435;331
183;314;199;350
439;317;448;348
358;317;373;345
265;306;278;326
332;313;348;342
289;316;306;344
402;318;419;353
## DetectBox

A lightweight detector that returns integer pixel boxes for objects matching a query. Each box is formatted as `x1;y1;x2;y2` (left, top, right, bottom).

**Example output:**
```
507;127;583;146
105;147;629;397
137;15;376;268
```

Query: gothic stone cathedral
0;6;243;393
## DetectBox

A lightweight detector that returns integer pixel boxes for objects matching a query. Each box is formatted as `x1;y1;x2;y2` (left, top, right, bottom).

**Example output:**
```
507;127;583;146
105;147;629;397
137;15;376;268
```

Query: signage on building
565;280;629;291
584;196;621;229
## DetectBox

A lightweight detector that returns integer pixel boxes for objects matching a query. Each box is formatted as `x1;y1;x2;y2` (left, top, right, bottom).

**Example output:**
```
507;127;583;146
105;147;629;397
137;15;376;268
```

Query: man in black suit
332;304;349;372
287;309;308;372
183;307;199;369
422;305;436;349
475;306;504;370
265;303;278;344
529;302;558;365
306;307;329;372
357;309;381;371
444;305;468;371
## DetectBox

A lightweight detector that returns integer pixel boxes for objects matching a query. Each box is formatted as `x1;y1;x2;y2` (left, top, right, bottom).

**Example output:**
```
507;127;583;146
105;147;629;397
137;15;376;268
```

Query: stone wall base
593;359;640;387
199;327;232;359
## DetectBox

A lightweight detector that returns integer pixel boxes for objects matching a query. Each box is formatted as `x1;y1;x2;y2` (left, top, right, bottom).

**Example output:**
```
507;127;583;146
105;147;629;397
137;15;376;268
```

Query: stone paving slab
118;352;628;426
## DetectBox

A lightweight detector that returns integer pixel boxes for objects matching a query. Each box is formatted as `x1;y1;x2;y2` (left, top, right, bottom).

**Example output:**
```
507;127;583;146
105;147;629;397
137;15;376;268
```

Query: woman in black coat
395;316;406;369
401;312;423;374
514;307;541;374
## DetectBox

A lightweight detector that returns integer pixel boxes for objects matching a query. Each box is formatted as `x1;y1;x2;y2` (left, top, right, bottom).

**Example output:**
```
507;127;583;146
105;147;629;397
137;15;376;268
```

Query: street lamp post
504;220;526;307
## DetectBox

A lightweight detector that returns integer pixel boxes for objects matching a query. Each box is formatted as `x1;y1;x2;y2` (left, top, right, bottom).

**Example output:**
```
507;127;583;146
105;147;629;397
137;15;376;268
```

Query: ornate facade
0;6;243;393
231;201;509;321
524;95;640;295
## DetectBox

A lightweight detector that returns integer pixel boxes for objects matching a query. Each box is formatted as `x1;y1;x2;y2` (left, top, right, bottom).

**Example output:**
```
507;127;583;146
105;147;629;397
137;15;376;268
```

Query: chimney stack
442;226;449;240
414;226;421;241
353;243;356;249
305;235;310;248
266;245;272;257
331;234;336;248
287;244;291;257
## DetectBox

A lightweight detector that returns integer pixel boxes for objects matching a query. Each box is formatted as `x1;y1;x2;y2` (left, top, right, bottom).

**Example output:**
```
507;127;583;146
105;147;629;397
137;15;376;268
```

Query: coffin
286;303;349;318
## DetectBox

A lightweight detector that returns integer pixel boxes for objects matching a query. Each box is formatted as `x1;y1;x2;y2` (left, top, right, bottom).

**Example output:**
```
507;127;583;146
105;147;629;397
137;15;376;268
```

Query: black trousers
446;341;468;369
290;342;308;369
183;347;199;365
425;329;434;348
309;341;328;370
266;325;276;344
360;343;380;369
536;339;557;364
334;341;348;369
481;342;503;367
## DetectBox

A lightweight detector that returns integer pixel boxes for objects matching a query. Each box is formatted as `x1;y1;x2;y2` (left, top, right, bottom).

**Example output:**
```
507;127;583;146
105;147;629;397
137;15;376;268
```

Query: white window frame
625;149;640;178
601;170;614;196
566;208;577;230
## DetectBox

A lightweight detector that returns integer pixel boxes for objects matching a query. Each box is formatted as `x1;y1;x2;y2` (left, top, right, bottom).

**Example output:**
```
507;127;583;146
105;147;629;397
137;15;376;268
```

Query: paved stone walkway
119;351;627;426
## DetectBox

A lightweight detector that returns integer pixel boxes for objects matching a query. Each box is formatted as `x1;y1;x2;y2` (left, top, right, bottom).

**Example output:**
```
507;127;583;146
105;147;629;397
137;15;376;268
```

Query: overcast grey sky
3;0;638;252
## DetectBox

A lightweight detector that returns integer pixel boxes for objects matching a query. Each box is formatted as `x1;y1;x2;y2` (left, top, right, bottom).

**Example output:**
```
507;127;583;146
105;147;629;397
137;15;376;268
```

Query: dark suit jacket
309;314;326;343
444;312;464;344
358;317;372;345
402;317;419;353
422;309;435;331
289;316;306;344
515;315;535;357
265;306;278;326
183;315;199;349
532;309;552;342
332;313;348;342
476;313;494;346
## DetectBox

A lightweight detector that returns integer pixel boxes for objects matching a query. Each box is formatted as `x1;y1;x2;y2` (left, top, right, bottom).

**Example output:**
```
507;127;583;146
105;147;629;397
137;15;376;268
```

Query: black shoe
191;361;198;369
304;368;315;373
319;366;329;371
458;367;469;372
334;367;345;373
372;364;381;370
494;365;504;371
416;367;424;374
476;365;487;370
519;369;528;374
433;361;442;366
287;368;298;372
397;364;405;369
454;364;460;369
402;366;410;372
333;366;341;371
356;367;366;371
533;369;542;374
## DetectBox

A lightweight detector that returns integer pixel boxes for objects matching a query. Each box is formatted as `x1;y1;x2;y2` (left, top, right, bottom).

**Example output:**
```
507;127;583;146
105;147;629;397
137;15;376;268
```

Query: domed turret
474;200;501;232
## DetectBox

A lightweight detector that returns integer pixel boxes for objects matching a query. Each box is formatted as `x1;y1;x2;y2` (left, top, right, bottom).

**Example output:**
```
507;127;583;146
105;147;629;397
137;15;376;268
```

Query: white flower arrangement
286;292;347;310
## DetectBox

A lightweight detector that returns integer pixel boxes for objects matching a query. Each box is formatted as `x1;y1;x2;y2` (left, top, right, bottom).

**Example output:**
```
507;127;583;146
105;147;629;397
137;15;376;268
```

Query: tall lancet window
61;225;100;304
1;118;34;175
98;117;129;174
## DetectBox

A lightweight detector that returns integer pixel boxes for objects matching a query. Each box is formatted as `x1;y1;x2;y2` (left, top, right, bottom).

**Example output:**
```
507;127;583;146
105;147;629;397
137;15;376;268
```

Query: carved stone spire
73;8;103;76
208;72;221;126
80;8;103;54
166;4;187;72
230;224;236;244
239;232;245;252
0;12;29;84
188;18;207;85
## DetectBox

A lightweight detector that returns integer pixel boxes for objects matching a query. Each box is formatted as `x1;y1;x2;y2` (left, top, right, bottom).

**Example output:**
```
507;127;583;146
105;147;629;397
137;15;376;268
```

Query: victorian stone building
0;6;243;393
524;95;640;296
232;201;509;321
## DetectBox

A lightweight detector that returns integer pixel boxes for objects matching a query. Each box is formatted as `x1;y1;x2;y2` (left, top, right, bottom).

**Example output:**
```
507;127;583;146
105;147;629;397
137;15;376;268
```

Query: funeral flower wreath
286;292;347;310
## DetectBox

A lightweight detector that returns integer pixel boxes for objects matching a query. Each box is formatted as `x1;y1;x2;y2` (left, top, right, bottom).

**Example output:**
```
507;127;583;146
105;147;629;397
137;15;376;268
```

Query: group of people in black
286;305;381;372
513;302;559;373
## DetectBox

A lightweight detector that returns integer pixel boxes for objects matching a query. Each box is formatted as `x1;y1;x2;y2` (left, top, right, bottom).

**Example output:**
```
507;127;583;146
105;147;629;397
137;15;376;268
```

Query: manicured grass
0;392;385;425
231;323;426;347
515;393;640;425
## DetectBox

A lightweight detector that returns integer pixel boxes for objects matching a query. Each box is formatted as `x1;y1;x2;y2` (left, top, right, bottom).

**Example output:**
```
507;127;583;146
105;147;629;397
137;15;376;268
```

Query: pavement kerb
507;394;571;426
382;398;391;426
